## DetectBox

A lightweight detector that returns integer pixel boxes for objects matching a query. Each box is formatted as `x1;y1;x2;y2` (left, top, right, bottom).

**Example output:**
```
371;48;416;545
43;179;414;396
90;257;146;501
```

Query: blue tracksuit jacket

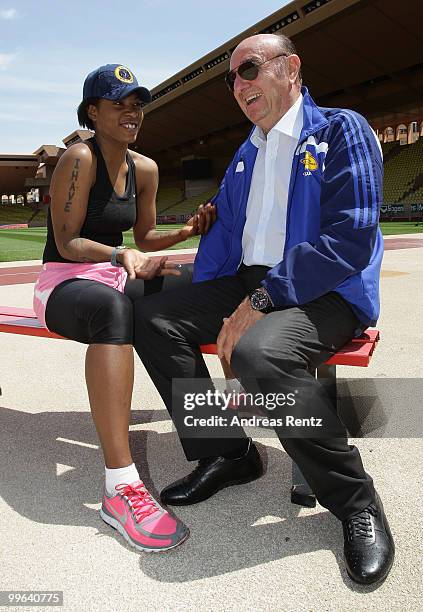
193;86;384;330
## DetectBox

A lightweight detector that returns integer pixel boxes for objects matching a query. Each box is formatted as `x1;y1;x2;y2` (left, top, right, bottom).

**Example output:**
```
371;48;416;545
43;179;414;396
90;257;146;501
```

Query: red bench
201;331;380;367
0;305;380;508
0;305;379;367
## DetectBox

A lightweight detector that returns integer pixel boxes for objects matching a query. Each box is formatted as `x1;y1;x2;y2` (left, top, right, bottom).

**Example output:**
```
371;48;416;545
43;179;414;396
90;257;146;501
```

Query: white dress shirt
242;93;304;267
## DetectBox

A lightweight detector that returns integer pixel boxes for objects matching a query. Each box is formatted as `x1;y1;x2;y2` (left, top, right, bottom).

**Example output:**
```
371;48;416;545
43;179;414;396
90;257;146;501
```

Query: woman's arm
132;154;216;252
50;143;116;263
51;144;178;279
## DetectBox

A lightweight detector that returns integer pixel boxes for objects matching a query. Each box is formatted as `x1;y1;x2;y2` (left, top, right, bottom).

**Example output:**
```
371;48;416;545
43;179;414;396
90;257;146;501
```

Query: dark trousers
133;265;375;520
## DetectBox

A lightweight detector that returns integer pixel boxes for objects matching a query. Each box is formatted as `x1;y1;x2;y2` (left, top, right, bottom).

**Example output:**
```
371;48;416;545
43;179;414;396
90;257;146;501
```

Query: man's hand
217;297;264;364
181;202;217;239
118;249;182;280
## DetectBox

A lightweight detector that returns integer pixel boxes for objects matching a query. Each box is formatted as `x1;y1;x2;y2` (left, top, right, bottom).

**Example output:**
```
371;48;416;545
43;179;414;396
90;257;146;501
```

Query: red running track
0;238;421;286
0;253;196;286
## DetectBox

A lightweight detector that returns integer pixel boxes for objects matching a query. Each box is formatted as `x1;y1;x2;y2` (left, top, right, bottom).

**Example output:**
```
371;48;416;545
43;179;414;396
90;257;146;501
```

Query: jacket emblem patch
300;151;318;172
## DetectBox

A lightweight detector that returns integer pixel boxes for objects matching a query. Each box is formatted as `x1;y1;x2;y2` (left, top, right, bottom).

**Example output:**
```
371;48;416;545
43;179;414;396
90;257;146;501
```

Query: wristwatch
111;245;127;267
250;287;274;314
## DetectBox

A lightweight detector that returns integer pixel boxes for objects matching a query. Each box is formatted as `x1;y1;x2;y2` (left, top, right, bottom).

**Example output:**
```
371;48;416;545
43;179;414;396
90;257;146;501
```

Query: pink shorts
33;262;128;328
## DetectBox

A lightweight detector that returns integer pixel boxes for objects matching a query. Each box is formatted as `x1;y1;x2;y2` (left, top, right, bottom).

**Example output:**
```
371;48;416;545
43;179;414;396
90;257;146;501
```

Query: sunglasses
225;53;289;92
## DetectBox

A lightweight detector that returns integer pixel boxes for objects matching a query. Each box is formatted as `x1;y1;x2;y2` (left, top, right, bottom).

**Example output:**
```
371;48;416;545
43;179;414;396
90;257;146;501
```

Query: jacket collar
299;86;329;141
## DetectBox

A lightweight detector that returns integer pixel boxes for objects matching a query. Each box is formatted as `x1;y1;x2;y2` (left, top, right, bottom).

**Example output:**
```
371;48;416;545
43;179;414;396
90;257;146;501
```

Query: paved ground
0;237;422;612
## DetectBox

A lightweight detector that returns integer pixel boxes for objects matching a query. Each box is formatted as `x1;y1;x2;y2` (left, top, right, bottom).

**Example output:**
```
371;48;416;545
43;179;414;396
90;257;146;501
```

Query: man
133;34;394;584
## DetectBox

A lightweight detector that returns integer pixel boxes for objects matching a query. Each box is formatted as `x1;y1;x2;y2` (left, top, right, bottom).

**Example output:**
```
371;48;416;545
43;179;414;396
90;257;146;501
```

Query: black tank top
43;137;137;263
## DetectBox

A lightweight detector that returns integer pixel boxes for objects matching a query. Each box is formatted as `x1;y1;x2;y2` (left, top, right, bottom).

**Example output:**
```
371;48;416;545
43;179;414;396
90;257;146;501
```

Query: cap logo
114;66;134;84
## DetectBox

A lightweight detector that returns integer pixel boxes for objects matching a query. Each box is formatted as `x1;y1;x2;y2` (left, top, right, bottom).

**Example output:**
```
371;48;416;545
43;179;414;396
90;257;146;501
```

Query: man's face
230;42;294;133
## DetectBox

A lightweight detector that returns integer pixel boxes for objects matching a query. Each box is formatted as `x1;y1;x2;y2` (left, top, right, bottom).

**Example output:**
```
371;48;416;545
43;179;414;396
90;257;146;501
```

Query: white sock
105;463;140;496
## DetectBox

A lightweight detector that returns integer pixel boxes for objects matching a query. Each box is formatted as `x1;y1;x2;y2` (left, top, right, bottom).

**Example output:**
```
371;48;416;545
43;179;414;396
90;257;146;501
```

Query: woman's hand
118;249;182;280
181;203;217;239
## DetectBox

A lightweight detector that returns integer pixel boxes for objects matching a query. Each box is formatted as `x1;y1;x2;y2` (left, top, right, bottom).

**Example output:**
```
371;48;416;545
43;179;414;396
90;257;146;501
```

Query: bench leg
290;461;316;508
316;363;337;412
290;364;337;508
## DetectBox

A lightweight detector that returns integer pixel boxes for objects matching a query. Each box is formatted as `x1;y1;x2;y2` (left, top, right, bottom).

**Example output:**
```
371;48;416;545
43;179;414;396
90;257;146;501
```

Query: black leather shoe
161;439;263;506
343;493;395;584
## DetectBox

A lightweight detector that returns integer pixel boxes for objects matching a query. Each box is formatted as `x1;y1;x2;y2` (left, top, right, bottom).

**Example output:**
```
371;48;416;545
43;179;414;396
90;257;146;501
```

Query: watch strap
111;245;126;267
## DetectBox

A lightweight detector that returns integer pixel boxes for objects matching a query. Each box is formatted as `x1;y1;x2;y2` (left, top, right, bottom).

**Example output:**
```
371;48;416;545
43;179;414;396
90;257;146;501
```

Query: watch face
251;290;269;311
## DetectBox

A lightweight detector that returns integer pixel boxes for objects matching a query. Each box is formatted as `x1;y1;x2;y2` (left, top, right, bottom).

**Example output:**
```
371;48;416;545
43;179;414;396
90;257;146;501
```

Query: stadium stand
4;143;423;228
0;188;219;228
155;187;185;214
158;188;217;217
404;186;423;204
0;205;47;227
383;139;423;204
381;140;401;163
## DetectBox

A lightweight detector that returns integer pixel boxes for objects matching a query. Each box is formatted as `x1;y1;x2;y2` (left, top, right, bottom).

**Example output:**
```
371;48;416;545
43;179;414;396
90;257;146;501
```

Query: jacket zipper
216;157;246;276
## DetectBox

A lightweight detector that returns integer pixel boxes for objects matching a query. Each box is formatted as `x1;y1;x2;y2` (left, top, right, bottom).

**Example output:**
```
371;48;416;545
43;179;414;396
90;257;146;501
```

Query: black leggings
44;264;193;345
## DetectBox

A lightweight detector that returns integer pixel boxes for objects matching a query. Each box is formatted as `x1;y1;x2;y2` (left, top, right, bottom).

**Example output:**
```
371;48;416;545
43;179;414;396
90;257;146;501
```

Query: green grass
0;222;421;262
0;226;201;262
379;221;423;235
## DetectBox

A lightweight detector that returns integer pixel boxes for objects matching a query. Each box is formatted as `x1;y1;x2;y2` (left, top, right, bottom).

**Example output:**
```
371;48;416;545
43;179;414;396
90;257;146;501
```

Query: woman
33;64;216;553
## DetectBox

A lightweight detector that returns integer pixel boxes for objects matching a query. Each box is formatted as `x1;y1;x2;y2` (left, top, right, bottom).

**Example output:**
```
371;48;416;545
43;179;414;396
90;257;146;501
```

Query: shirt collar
250;93;304;148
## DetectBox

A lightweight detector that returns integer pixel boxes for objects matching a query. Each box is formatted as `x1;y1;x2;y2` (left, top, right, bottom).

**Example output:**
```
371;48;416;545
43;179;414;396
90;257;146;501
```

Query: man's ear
288;54;301;84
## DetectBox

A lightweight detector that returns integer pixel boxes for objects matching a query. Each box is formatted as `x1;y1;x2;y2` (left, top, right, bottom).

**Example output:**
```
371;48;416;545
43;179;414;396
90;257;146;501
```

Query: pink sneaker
100;480;189;552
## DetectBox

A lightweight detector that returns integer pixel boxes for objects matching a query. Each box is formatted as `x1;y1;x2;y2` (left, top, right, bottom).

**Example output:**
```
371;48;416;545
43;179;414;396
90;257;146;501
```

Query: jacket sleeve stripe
339;118;362;230
341;111;381;228
344;110;381;227
341;114;370;228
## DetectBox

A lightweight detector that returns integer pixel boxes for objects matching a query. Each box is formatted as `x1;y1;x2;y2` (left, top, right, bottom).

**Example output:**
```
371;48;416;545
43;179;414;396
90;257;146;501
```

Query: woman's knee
90;292;133;344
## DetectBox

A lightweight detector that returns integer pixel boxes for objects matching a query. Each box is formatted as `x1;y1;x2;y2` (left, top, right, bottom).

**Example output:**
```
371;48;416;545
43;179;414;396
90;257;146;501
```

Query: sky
0;0;291;153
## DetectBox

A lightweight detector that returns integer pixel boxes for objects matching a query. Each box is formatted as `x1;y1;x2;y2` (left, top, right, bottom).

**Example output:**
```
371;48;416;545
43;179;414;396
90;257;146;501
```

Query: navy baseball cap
82;64;152;103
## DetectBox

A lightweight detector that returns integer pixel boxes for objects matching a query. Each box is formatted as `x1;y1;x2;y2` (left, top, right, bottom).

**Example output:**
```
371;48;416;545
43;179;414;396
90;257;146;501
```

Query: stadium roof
0;155;38;195
136;0;423;157
2;0;423;194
